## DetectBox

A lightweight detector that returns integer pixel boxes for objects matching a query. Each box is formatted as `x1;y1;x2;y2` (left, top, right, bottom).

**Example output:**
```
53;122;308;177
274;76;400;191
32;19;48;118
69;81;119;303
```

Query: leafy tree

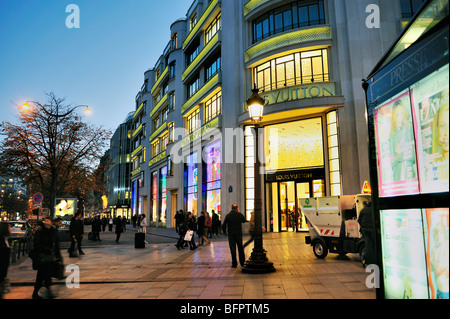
0;93;111;217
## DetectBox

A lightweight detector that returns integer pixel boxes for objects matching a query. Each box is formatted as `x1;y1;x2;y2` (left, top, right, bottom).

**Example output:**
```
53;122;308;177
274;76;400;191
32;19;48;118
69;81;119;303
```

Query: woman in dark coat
31;216;62;299
186;212;198;250
115;216;124;243
197;211;210;246
0;222;11;299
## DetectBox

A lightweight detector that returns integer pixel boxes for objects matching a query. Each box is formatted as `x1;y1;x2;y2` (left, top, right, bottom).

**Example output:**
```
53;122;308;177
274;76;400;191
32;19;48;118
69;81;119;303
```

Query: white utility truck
302;194;371;265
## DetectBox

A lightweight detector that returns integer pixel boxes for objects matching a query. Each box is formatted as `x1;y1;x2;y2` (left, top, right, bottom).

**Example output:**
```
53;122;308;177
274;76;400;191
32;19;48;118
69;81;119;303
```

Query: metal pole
242;124;275;274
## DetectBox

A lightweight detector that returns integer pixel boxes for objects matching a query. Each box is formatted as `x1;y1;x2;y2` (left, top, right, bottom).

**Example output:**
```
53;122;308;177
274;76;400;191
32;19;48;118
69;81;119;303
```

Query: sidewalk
4;226;376;300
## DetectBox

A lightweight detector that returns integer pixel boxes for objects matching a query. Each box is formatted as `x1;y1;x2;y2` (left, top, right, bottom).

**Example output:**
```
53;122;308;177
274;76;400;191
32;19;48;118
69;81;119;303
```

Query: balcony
151;66;169;95
183;0;221;50
182;31;221;82
245;25;331;64
182;72;221;114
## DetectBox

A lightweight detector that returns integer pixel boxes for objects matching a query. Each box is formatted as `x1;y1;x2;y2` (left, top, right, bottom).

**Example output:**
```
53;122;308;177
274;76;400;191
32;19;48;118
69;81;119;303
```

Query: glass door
280;181;296;232
295;182;310;231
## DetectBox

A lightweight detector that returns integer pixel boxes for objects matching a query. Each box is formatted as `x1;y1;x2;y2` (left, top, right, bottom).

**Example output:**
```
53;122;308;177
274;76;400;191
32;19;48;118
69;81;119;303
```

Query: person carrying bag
29;217;62;299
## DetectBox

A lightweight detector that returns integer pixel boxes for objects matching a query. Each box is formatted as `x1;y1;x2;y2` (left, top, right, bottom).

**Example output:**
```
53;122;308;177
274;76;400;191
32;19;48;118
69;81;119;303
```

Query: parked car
8;221;33;240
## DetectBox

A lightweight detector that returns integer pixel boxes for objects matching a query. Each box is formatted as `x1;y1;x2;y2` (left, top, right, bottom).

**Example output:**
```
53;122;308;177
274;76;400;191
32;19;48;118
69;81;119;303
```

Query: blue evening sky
0;0;191;133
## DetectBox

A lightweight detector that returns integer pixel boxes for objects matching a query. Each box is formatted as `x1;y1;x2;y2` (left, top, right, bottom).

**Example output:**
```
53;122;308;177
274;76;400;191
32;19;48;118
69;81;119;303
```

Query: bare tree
0;93;111;217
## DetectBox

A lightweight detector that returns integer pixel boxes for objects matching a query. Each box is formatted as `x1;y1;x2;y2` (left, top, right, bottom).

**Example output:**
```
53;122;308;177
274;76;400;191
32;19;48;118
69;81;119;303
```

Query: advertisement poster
205;140;221;213
185;152;198;214
380;209;428;299
410;64;449;193
423;208;449;299
55;198;76;217
375;91;419;197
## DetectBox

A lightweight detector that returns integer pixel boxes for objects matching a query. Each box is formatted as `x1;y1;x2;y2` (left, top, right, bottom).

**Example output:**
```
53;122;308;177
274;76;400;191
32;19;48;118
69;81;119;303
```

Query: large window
187;75;200;98
400;0;426;19
253;0;325;43
151;171;157;222
203;140;221;214
184;152;198;214
254;49;329;92
264;117;324;172
187;108;201;133
206;55;221;81
160;166;167;224
205;13;221;44
204;91;222;123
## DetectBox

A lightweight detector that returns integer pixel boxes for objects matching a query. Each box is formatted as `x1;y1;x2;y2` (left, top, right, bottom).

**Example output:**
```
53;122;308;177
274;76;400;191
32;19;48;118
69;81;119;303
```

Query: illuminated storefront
363;0;448;299
203;140;221;214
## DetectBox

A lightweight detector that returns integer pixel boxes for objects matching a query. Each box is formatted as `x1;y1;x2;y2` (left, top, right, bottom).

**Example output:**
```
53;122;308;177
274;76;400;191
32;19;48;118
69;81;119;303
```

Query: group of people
174;210;217;250
173;204;256;269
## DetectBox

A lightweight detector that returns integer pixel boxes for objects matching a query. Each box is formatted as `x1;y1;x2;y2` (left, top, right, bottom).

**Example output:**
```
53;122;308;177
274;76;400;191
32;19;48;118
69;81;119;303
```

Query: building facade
107;112;133;219
130;0;425;231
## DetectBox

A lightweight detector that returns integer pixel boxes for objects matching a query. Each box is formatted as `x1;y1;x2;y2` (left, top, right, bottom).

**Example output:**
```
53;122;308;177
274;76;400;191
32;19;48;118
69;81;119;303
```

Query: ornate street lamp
242;86;275;274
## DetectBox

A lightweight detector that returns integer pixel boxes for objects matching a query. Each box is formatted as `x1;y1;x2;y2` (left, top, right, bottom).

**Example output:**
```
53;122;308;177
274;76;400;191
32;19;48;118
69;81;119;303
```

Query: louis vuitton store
244;108;343;233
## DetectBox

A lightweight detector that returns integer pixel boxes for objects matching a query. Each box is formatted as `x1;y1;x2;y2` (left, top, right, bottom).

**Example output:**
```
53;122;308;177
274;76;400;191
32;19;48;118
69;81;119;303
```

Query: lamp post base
242;248;276;274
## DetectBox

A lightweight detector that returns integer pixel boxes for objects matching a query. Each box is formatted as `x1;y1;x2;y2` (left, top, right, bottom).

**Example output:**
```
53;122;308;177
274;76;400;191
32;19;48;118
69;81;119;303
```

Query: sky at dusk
0;0;192;133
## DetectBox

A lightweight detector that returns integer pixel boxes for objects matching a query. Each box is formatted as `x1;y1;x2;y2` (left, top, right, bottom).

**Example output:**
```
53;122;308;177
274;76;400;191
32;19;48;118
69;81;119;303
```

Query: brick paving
4;226;375;300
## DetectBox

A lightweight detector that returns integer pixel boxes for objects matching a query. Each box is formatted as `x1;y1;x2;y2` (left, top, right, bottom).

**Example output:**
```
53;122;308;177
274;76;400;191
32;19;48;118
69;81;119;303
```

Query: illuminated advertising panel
380;209;428;299
205;140;221;213
423;208;449;299
411;64;449;193
264;118;324;172
160;166;167;223
185;152;198;214
55;198;76;217
374;91;419;197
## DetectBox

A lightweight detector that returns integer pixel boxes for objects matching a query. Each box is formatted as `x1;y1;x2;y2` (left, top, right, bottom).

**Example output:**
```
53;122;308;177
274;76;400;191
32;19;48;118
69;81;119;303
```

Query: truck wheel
312;239;328;259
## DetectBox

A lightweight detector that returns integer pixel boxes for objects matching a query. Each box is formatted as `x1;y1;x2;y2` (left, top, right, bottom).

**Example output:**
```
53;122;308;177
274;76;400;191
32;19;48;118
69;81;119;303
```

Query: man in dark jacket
68;212;85;257
358;201;374;265
31;216;62;299
222;203;247;268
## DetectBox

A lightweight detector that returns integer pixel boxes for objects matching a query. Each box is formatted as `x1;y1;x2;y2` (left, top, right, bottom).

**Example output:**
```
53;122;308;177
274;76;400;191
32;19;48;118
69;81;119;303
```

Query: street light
21;101;92;117
242;85;275;274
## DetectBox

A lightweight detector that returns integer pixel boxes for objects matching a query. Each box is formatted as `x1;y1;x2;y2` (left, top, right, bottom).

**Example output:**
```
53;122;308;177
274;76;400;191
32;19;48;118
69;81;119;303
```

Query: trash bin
135;233;145;248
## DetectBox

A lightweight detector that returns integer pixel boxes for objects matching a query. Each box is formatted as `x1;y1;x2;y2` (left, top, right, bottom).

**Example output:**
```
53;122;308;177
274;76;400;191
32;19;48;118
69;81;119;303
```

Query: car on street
8;221;33;240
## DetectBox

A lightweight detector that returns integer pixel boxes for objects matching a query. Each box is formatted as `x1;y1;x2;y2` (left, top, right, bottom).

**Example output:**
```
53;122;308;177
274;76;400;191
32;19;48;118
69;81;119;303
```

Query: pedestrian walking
222;203;247;268
68;212;85;257
205;211;213;238
175;210;185;235
92;215;102;241
101;217;107;232
108;217;113;231
187;212;198;250
243;210;255;248
138;214;149;244
358;200;375;265
197;211;211;246
132;214;137;229
175;217;187;250
115;216;124;243
0;222;11;299
212;210;220;236
30;216;62;299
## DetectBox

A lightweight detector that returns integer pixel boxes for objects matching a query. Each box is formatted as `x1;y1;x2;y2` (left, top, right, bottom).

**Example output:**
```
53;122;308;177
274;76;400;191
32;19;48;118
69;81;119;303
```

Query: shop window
244;126;255;220
327;111;341;196
160;166;167;223
203;140;221;214
184;152;198;214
